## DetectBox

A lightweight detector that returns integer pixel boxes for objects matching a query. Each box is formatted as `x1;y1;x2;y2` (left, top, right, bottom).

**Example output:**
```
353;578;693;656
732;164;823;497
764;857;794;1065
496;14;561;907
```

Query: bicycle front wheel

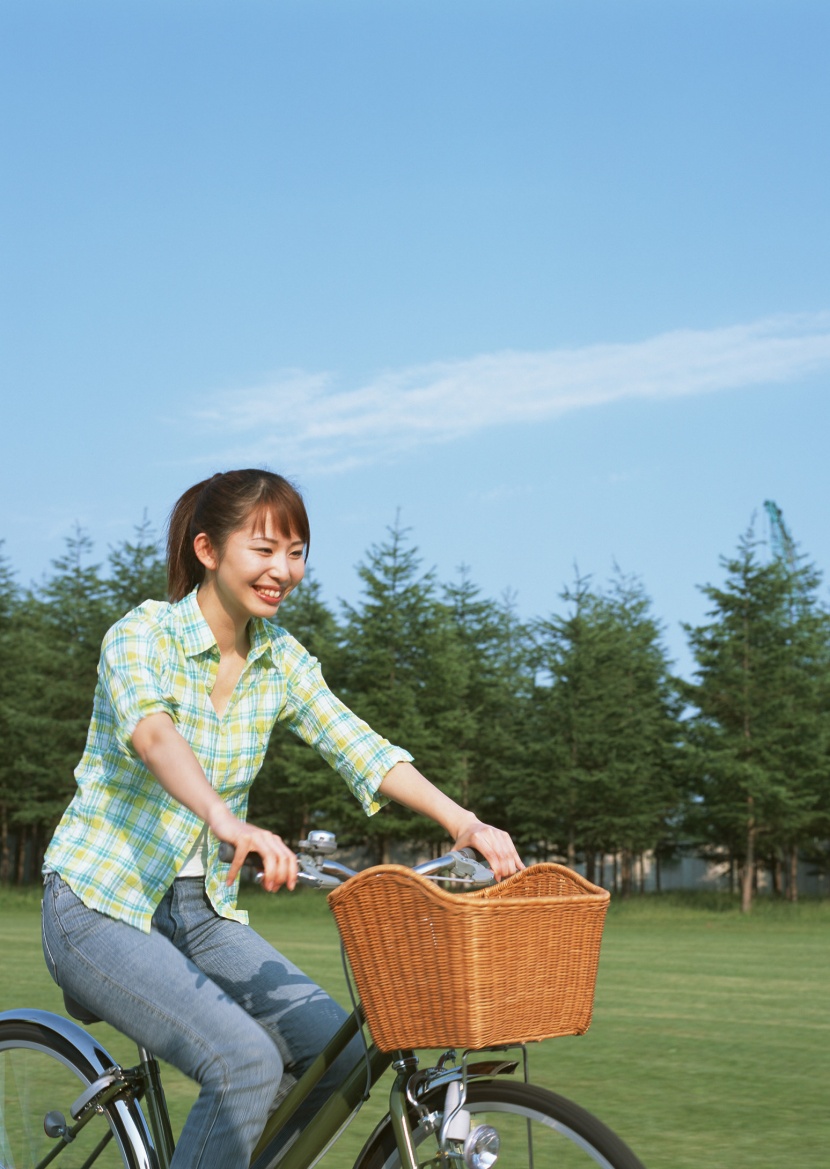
0;1018;149;1169
353;1079;646;1169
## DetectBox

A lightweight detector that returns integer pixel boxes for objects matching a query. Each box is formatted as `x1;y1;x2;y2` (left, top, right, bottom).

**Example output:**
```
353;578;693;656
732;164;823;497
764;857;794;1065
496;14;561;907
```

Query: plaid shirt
44;588;412;932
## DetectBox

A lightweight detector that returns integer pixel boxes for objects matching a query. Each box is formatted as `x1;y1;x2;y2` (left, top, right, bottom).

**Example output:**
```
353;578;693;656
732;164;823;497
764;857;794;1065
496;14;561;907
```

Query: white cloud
191;312;830;474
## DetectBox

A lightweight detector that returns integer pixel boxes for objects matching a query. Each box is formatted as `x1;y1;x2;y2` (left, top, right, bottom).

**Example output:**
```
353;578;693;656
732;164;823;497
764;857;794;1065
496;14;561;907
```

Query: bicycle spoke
0;1042;130;1168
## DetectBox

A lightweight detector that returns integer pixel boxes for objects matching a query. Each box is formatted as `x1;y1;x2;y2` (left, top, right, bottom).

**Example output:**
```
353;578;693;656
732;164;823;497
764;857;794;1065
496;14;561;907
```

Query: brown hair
166;469;310;602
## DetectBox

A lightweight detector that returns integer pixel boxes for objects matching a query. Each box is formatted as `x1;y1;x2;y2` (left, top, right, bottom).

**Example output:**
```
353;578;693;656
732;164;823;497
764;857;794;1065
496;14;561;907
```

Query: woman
42;468;523;1169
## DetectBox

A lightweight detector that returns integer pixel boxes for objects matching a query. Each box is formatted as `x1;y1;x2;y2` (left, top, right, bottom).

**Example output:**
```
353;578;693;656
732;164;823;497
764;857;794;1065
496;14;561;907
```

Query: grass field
1;887;828;1168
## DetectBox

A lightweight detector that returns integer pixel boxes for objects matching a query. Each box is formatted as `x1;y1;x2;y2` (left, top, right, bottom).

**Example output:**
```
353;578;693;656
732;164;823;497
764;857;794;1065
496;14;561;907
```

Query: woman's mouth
253;586;281;605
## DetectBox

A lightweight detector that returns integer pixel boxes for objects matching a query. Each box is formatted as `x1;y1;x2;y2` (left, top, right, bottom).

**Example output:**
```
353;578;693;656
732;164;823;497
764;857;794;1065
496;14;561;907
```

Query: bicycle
0;832;647;1169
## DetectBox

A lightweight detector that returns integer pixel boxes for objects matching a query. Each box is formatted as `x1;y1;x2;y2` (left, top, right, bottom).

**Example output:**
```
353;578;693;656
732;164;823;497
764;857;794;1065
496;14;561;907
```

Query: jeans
41;872;358;1169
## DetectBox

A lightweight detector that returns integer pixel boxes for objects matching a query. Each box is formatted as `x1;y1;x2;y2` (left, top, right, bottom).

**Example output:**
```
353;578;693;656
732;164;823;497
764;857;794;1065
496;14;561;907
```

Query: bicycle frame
250;1005;393;1169
137;1001;493;1169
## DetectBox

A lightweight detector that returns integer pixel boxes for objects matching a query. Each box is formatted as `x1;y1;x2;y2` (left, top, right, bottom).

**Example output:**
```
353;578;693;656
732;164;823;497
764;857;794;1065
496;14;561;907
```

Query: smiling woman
39;466;524;1169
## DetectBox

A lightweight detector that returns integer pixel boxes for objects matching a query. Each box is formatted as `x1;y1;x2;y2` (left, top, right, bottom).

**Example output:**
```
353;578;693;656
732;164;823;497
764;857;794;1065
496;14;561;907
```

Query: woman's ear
193;532;219;572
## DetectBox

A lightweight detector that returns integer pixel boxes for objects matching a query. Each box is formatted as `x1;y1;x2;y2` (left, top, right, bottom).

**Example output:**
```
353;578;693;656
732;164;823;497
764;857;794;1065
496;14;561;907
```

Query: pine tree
684;528;830;910
0;544;21;881
105;513;168;618
531;571;681;889
13;529;112;877
441;571;533;841
337;518;464;861
602;570;683;891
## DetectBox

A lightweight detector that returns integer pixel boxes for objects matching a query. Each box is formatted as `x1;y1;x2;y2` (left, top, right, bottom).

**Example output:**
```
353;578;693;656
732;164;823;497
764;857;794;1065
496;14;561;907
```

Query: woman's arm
131;712;298;892
378;760;524;880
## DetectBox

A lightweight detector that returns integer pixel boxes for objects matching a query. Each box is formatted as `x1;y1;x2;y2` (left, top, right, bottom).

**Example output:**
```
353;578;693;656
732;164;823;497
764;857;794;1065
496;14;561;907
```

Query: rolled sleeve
100;619;177;755
279;643;413;815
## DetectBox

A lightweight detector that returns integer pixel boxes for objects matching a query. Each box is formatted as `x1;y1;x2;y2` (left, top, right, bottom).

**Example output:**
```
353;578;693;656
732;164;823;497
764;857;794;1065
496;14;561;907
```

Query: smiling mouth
253;586;282;603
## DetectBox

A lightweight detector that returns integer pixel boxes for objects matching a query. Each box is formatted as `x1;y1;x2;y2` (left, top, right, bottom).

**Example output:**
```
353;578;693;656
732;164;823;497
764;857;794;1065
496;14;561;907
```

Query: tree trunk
787;848;799;903
33;826;43;886
0;802;8;885
585;851;596;884
459;751;469;808
771;854;783;898
16;824;27;886
620;849;632;898
741;802;755;913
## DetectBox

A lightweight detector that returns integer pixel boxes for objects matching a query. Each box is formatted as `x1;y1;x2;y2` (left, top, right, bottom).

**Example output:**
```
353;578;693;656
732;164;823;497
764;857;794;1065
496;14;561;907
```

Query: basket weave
327;863;610;1053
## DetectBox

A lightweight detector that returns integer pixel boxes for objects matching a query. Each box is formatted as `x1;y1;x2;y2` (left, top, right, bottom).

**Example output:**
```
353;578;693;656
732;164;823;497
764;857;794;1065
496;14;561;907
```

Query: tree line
1;514;828;911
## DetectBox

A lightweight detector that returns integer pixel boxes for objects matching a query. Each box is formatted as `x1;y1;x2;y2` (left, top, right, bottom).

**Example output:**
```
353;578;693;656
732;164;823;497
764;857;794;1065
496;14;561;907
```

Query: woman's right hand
210;808;298;893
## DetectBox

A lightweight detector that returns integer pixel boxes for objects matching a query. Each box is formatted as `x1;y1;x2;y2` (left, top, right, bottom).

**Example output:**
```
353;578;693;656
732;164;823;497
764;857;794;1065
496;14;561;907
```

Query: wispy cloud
190;312;830;474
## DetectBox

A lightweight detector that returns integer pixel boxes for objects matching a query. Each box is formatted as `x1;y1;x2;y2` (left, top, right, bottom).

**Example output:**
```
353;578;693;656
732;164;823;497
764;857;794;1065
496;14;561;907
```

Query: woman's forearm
131;712;234;837
378;760;524;879
377;761;475;837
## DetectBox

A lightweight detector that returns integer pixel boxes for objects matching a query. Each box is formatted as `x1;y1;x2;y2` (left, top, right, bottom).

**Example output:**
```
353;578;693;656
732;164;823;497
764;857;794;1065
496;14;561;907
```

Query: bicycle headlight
463;1123;500;1168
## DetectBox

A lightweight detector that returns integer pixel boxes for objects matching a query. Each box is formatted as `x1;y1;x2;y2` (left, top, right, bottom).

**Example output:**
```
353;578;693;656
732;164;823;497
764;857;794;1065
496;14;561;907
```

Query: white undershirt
177;826;209;878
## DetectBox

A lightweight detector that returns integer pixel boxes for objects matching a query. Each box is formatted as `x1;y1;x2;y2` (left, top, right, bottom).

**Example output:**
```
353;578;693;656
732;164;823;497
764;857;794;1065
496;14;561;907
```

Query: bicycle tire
352;1078;647;1169
0;1016;154;1169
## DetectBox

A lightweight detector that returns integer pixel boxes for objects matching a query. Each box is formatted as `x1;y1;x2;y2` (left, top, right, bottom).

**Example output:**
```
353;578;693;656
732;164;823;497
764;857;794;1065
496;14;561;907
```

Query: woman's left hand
453;815;525;882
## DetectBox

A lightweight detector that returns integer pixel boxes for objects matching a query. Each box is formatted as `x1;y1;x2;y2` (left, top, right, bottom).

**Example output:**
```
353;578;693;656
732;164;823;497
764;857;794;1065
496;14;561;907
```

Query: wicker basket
327;863;610;1053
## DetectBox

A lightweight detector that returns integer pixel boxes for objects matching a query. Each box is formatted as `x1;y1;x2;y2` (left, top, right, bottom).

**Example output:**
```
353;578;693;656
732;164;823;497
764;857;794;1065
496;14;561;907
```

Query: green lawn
1;887;828;1169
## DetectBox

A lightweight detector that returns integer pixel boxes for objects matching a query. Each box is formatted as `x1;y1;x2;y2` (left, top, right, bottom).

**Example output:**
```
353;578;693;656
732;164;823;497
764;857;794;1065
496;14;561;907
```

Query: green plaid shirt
45;588;412;932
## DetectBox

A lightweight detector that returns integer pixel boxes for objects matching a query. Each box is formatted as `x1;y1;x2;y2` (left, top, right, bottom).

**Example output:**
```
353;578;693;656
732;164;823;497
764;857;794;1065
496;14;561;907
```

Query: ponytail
166;477;215;602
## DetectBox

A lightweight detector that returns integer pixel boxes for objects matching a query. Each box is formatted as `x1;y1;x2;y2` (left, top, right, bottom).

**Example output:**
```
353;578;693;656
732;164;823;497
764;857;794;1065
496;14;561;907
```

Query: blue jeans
41;873;358;1168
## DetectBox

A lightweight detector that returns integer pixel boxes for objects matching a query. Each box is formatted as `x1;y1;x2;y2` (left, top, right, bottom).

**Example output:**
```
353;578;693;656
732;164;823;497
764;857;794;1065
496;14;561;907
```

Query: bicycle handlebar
216;835;495;890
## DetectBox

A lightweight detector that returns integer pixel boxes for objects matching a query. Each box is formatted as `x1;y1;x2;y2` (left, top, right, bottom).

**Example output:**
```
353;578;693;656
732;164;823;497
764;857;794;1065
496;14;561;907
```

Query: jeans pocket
41;877;61;986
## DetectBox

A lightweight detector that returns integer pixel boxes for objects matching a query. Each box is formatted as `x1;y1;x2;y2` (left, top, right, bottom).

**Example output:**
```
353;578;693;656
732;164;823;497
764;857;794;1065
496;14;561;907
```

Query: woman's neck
195;581;250;658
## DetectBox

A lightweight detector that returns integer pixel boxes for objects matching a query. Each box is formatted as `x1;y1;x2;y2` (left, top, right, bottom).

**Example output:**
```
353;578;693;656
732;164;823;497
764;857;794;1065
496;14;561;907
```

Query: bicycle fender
0;1009;159;1169
0;1008;126;1075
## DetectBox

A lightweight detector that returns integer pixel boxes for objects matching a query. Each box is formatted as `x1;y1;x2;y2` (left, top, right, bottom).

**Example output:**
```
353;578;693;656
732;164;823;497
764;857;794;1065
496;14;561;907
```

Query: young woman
42;468;523;1169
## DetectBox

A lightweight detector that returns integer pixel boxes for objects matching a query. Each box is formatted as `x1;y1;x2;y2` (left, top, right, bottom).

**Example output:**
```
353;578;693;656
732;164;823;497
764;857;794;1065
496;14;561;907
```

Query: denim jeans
41;872;358;1169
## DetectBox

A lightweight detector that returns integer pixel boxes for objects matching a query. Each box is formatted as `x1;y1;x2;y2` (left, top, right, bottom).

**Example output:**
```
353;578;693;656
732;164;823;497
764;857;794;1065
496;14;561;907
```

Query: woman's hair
166;469;310;602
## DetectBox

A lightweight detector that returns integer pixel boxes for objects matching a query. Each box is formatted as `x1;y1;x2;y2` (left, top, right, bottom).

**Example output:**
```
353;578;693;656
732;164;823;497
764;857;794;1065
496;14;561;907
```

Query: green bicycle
0;834;646;1169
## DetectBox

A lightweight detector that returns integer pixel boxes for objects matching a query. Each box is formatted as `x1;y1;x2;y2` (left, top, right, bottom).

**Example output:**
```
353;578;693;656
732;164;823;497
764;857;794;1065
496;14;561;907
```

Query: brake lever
450;849;495;885
216;841;342;889
297;855;341;889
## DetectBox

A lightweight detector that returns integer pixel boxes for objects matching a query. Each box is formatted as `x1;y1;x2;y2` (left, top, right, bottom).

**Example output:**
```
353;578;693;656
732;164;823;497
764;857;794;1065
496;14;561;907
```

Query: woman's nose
266;553;289;579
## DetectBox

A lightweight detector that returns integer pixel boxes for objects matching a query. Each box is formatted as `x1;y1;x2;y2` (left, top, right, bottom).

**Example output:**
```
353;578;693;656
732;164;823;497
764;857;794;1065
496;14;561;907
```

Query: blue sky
2;0;828;678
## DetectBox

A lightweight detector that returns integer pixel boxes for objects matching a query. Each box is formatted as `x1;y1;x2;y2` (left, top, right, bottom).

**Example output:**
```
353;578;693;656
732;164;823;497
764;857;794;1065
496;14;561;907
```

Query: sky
2;0;828;679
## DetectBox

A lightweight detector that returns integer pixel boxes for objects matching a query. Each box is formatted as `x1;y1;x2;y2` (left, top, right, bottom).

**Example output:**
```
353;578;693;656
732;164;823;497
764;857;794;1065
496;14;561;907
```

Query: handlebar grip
217;842;263;870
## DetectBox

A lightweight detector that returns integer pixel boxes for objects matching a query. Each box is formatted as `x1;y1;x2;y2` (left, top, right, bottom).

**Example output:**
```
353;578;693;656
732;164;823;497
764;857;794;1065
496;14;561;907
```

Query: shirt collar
176;587;279;665
248;615;278;666
177;588;219;658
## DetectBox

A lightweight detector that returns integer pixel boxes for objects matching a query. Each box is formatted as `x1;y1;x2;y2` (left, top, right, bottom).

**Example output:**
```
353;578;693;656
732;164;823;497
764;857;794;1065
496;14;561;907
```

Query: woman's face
197;515;306;621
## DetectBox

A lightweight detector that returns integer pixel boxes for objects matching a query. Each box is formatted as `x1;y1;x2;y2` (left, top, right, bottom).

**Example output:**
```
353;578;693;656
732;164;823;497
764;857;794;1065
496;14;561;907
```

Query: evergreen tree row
1;515;828;910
